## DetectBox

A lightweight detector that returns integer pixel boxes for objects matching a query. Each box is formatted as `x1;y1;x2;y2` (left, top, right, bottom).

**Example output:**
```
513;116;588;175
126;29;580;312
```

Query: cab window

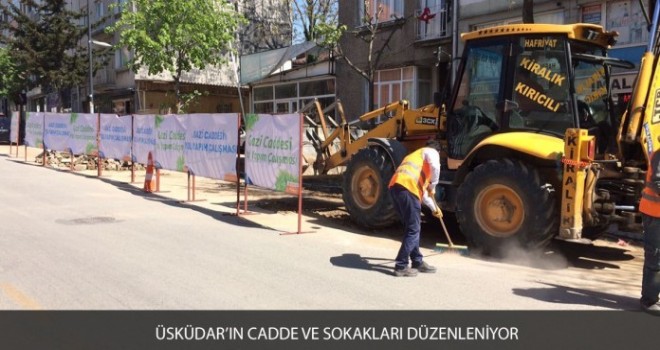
448;41;505;159
509;36;572;135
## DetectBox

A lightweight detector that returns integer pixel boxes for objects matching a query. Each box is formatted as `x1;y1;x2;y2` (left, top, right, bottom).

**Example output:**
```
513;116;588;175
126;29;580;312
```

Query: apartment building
336;0;453;119
336;0;647;118
26;0;291;115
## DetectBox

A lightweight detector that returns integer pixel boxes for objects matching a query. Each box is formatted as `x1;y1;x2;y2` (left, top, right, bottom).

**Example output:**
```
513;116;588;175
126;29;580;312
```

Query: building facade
336;0;648;119
26;0;291;115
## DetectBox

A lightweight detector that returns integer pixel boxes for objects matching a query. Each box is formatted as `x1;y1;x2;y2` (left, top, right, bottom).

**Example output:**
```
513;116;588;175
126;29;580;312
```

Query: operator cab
445;24;633;160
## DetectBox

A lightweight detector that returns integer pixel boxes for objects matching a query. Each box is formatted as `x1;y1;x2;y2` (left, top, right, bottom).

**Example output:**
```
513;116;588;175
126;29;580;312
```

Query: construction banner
132;115;156;165
24;112;44;148
154;114;186;171
10;111;19;144
183;113;239;181
43;113;70;152
99;114;132;161
69;113;99;156
245;113;301;193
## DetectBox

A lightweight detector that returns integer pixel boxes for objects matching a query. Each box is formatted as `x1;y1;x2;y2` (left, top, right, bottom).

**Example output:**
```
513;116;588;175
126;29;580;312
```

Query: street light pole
87;0;94;114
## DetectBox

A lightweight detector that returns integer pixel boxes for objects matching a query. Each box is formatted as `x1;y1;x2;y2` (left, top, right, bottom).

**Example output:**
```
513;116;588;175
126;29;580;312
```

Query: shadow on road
330;253;396;276
512;282;640;311
98;178;278;231
11;161;279;231
8;159;642;273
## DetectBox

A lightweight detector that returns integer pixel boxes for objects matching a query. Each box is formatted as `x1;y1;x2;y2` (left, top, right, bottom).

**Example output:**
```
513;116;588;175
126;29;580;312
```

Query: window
275;84;297;99
509;36;572;135
417;0;449;40
253;86;273;101
115;0;128;14
115;47;131;69
252;78;336;114
96;2;104;20
360;0;403;24
373;66;431;109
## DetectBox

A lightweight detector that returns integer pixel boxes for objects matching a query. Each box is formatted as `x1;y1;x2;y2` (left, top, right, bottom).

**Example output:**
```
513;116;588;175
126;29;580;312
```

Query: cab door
447;38;508;159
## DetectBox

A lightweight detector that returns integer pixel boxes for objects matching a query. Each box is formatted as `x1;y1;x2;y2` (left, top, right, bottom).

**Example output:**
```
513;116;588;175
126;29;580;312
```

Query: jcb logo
415;117;436;126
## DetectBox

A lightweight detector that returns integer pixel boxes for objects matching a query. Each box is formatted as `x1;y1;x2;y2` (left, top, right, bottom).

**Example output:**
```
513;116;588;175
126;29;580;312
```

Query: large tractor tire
456;159;557;256
342;147;399;229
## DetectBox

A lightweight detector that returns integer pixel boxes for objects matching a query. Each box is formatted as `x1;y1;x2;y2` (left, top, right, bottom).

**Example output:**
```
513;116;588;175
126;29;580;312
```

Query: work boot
640;299;660;316
412;261;437;273
393;267;418;277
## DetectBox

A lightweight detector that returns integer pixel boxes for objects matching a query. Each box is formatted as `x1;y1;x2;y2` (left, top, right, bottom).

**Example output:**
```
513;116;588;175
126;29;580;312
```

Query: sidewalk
0;144;403;251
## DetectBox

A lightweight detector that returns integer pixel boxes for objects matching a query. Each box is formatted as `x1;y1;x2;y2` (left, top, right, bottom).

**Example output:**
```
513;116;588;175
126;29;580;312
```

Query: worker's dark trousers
390;184;423;270
642;214;660;304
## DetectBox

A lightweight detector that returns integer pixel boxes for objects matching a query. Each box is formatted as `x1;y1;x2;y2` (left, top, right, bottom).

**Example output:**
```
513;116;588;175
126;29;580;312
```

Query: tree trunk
174;75;181;114
368;79;375;112
57;89;64;113
522;0;534;24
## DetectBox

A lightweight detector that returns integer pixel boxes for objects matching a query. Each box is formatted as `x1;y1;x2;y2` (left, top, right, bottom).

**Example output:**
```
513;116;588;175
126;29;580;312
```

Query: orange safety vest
640;150;660;218
389;148;432;201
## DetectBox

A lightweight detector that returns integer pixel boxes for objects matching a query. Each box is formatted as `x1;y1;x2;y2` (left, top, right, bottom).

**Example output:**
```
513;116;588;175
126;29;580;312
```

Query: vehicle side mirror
498;99;519;113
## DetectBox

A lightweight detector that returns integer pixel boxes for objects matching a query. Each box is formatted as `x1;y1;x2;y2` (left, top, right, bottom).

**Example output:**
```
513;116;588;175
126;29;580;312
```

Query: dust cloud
491;240;570;270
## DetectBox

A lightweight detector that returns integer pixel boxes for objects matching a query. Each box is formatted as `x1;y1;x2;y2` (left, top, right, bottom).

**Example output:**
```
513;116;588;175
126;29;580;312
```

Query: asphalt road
0;146;646;310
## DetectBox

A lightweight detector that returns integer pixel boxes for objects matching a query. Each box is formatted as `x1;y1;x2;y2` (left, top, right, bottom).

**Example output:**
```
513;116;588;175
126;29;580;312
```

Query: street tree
0;0;93;111
318;0;404;111
291;0;338;43
108;0;243;113
0;46;23;104
239;0;291;53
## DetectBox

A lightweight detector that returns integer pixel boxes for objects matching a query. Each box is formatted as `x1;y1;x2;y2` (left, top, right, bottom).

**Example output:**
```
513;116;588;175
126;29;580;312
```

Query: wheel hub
352;166;380;209
474;184;524;237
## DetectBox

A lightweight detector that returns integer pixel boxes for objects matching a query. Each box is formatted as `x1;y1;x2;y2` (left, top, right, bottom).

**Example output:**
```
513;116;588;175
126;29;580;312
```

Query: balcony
415;4;450;41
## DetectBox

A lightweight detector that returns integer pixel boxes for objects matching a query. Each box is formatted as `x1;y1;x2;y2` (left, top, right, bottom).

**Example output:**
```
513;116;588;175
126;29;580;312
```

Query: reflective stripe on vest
388;148;430;200
642;191;660;203
640;152;660;217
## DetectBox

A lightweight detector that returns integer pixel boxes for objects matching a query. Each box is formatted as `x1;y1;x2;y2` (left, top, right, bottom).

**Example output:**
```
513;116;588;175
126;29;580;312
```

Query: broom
431;196;469;255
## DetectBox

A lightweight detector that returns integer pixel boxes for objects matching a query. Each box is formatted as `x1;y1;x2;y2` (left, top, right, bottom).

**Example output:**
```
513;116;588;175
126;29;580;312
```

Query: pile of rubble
35;150;144;171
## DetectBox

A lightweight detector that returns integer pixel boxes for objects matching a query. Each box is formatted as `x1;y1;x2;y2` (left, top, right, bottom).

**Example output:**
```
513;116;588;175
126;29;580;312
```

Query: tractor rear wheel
456;159;557;256
342;147;398;229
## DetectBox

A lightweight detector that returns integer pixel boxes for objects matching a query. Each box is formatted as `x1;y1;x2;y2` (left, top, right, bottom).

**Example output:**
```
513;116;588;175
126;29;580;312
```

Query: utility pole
87;0;94;114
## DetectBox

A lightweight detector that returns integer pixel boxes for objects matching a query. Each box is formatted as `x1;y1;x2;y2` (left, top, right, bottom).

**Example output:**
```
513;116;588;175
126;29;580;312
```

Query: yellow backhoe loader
303;7;660;255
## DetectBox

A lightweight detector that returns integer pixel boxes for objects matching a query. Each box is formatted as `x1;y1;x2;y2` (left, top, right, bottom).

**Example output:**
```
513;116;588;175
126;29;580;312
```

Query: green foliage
85;142;97;155
107;0;243;111
316;23;347;49
70;113;79;124
291;0;338;43
274;170;298;192
244;114;259;132
0;47;22;100
176;155;185;172
0;0;99;109
179;90;209;114
155;115;165;128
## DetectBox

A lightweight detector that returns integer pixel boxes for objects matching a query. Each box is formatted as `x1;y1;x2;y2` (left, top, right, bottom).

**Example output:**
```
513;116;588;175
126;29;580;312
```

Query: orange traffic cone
143;152;155;193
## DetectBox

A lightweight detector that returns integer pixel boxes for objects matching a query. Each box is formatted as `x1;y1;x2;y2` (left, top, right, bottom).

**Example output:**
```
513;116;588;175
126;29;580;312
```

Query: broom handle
431;195;456;247
438;216;456;247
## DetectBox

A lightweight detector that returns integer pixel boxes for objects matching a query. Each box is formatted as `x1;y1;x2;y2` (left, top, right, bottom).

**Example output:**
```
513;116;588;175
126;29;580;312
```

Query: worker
639;147;660;315
388;139;442;277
